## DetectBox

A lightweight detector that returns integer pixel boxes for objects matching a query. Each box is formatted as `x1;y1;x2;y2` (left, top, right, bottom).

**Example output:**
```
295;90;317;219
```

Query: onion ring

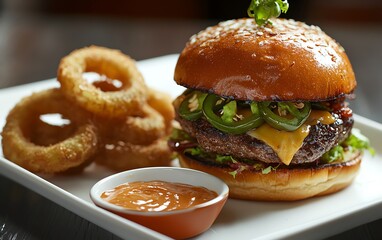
95;103;166;145
94;88;175;145
1;88;98;173
147;88;175;134
94;137;174;171
27;118;95;174
57;46;147;118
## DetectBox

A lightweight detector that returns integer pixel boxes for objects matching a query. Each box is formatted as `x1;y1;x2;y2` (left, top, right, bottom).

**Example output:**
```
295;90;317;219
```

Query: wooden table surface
0;12;381;240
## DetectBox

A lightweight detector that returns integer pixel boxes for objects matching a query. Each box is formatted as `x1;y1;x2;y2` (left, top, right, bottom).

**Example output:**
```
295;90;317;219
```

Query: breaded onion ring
95;104;166;145
94;88;175;145
1;88;98;173
28;119;95;174
57;46;147;118
94;137;174;171
147;88;175;134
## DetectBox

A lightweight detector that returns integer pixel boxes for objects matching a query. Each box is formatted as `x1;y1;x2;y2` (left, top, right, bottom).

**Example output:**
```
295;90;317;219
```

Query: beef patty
176;108;353;165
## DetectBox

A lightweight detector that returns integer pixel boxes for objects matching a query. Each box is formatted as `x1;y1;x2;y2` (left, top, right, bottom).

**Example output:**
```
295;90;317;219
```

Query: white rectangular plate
0;54;381;240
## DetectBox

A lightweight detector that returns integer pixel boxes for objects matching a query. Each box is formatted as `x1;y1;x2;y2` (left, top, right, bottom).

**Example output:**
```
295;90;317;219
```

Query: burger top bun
174;18;356;102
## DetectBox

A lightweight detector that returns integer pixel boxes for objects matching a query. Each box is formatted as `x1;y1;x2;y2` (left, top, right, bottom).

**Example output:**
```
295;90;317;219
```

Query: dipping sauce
100;180;218;212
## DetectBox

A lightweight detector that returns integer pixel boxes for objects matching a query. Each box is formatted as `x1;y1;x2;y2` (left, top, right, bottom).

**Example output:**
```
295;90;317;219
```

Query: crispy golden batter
147;88;175;134
1;88;98;173
95;103;166;145
57;45;148;118
94;137;173;171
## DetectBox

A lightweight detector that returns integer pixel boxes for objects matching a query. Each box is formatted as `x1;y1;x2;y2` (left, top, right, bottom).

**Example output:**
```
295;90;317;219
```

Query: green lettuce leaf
322;145;344;163
322;129;375;163
344;128;375;156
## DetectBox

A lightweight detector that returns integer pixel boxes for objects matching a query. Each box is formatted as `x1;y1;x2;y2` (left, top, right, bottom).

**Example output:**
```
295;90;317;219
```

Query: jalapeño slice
178;91;207;121
202;94;263;134
259;101;311;131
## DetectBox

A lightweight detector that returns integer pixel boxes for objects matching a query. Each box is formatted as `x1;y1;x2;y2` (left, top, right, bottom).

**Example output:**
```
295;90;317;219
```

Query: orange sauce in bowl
100;181;218;212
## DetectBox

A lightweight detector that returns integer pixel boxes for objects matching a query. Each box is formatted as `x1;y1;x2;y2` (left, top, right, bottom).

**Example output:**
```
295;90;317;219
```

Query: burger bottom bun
178;152;362;201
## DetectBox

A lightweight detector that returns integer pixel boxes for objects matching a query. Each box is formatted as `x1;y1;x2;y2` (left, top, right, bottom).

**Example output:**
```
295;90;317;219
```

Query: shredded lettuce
262;165;279;174
250;102;260;115
216;154;235;164
229;164;248;179
344;128;375;156
184;147;203;156
322;145;345;163
170;127;193;141
322;129;375;163
221;101;237;123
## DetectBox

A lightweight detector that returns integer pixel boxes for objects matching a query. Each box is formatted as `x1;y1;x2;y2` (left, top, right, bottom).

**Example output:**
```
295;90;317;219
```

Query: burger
169;18;372;201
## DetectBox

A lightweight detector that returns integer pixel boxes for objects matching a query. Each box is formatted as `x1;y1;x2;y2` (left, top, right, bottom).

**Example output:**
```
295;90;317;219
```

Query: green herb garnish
247;0;289;26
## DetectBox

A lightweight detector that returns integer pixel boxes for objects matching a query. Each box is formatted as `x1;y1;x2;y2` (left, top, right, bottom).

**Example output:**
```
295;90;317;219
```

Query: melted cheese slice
247;110;335;165
305;110;336;125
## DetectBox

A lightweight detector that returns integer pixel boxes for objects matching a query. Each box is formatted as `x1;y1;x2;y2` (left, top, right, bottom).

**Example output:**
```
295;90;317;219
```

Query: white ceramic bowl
90;167;229;239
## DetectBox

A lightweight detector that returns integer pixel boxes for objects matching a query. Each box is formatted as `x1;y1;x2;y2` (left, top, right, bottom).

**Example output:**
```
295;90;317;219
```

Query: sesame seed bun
174;18;356;102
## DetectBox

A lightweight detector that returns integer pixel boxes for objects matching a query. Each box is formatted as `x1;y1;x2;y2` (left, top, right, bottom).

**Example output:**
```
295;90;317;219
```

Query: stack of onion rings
1;46;175;174
94;87;175;171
